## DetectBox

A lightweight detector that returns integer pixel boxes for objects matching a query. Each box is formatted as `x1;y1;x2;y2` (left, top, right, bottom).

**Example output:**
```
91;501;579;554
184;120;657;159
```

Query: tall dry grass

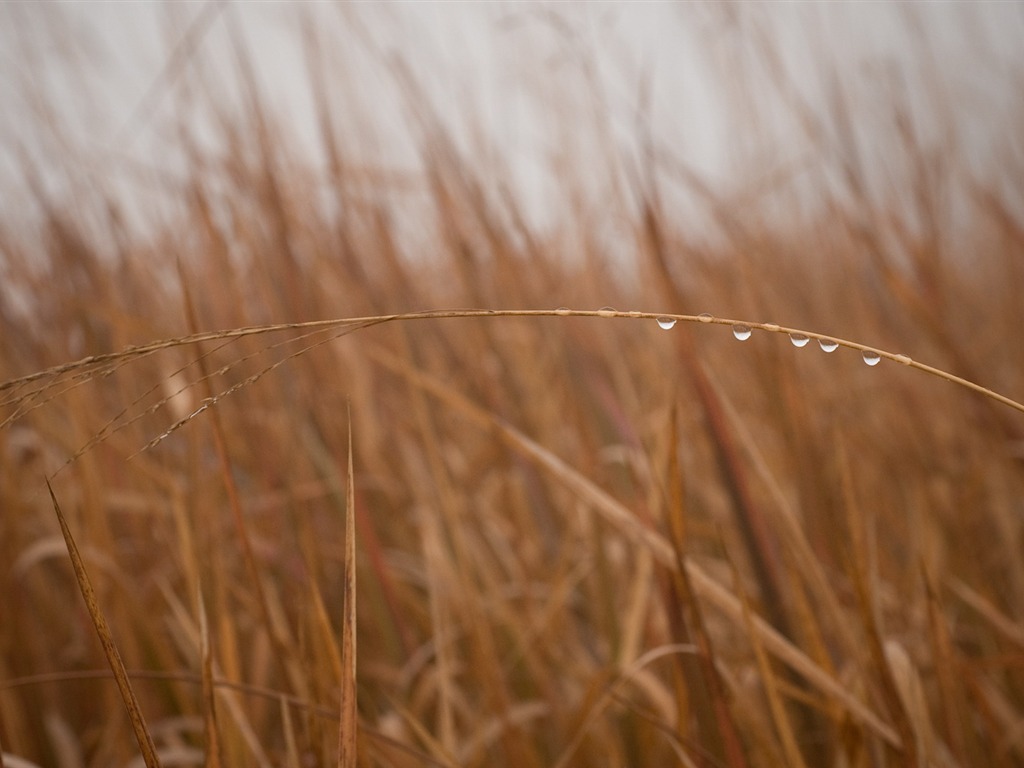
2;5;1024;767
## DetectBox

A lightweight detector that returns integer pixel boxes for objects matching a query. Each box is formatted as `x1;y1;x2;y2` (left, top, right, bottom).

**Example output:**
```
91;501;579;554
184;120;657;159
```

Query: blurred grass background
1;4;1023;767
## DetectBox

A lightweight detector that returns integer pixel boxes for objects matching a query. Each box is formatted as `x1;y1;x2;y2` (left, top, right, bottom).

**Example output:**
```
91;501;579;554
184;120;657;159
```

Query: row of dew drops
556;307;912;367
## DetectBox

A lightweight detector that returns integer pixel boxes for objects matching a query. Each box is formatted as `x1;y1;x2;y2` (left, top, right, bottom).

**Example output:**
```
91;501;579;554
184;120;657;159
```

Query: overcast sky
1;2;1022;235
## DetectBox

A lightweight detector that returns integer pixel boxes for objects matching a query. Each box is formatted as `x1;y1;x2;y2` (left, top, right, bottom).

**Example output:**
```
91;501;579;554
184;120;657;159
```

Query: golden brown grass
2;5;1024;767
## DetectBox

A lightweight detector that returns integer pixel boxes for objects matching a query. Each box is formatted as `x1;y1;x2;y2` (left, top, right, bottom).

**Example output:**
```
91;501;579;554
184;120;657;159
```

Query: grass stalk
45;481;161;768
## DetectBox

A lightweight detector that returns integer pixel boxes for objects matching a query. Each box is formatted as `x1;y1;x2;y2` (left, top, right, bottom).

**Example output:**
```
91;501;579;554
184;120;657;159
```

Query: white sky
1;2;1022;237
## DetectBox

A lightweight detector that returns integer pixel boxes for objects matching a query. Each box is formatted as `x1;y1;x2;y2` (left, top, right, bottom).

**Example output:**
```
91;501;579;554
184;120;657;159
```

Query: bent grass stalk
3;310;1021;440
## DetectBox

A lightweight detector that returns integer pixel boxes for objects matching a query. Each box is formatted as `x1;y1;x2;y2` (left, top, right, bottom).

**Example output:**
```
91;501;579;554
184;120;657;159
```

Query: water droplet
895;353;912;366
627;310;642;318
698;312;713;323
732;324;752;341
763;322;780;332
862;351;881;366
597;306;616;317
657;316;677;330
789;333;810;348
818;339;839;353
555;307;571;316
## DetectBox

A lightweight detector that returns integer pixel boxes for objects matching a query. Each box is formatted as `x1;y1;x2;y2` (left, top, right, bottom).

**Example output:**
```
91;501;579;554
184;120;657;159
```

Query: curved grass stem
2;309;1021;424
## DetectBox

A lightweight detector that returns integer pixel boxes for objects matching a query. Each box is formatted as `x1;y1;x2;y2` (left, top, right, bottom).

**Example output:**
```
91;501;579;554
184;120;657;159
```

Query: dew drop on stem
818;339;839;353
732;324;752;341
657;317;677;330
789;333;810;348
862;351;881;366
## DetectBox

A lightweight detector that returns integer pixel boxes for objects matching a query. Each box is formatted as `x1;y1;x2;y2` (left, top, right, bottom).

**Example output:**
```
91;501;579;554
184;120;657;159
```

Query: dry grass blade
44;480;162;768
551;644;699;768
659;406;748;767
0;754;41;768
702;362;859;656
197;586;222;768
178;266;297;699
883;639;936;764
922;566;971;764
654;411;703;740
155;585;273;767
725;538;809;768
947;578;1024;650
281;695;301;768
837;444;920;763
337;405;358;767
